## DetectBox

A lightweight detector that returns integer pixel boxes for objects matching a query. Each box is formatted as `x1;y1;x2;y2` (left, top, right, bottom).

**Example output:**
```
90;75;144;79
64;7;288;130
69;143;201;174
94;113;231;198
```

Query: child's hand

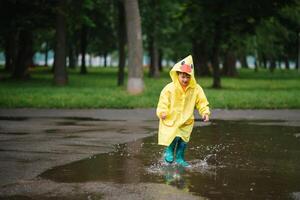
203;114;209;122
161;112;167;120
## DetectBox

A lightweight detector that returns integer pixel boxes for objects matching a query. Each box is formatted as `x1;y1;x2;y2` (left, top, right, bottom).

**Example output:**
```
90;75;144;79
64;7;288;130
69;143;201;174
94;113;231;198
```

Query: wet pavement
0;109;300;200
0;116;156;187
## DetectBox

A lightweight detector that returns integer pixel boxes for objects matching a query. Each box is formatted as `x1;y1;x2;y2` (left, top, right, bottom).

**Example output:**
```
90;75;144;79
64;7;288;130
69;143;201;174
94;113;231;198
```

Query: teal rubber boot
164;137;179;163
175;139;190;167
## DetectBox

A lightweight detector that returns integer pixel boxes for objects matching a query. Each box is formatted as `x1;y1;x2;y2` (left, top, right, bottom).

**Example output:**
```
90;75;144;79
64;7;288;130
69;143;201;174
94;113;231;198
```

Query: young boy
156;55;210;167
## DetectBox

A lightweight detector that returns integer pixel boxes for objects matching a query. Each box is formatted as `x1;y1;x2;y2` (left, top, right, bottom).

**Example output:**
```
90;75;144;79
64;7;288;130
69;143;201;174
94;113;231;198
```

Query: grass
0;66;299;109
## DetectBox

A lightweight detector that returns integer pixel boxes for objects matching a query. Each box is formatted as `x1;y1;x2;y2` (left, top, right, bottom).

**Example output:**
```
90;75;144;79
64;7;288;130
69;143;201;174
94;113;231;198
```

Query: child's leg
175;138;190;167
164;137;180;163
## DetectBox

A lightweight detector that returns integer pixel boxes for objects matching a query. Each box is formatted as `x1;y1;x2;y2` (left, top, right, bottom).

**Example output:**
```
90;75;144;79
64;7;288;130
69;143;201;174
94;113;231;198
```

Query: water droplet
294;133;300;138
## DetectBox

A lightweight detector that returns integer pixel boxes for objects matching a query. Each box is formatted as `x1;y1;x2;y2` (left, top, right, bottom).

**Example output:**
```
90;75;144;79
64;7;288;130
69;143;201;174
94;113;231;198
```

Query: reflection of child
156;55;210;167
164;165;188;191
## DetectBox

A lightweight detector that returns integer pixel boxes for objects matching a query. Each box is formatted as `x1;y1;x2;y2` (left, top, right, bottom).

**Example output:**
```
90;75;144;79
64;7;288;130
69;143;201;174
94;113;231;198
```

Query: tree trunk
158;50;163;72
152;41;159;77
89;54;92;67
52;56;55;73
4;32;18;73
192;41;201;77
45;41;49;67
117;0;126;86
262;54;267;68
148;0;159;78
240;55;248;68
75;48;80;67
223;50;237;77
211;23;221;88
270;59;276;73
148;36;160;78
192;41;210;78
284;57;289;70
212;52;221;88
69;47;76;69
54;1;68;85
68;41;76;69
103;52;107;67
80;25;87;74
254;58;258;72
12;30;33;79
124;0;144;94
297;31;300;72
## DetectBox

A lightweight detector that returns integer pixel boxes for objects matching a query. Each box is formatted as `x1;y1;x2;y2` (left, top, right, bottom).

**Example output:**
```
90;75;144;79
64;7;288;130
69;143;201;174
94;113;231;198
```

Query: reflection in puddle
0;132;29;135
40;120;300;199
0;117;28;121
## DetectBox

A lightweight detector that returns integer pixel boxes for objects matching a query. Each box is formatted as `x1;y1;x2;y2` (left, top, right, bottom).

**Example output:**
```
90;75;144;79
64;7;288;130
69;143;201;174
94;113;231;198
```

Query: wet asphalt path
0;109;299;200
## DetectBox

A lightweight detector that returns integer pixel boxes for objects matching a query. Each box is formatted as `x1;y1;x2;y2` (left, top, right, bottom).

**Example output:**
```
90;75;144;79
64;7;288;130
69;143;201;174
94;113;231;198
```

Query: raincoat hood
170;55;197;89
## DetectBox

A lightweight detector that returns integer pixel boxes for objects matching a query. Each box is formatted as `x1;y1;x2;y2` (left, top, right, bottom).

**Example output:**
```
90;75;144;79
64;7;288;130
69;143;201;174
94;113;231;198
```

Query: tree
12;30;33;79
117;0;126;86
140;0;160;78
255;18;289;72
80;24;88;74
278;0;300;71
141;0;190;76
1;1;42;79
0;0;57;78
184;0;294;87
87;0;117;68
53;0;68;85
4;31;18;73
124;0;144;94
184;2;212;77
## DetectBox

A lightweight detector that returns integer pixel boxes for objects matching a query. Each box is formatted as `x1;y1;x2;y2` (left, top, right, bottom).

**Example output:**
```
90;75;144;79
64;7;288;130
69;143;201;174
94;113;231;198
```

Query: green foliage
87;0;117;55
256;17;289;59
140;0;192;61
0;0;299;89
0;67;299;109
280;0;300;28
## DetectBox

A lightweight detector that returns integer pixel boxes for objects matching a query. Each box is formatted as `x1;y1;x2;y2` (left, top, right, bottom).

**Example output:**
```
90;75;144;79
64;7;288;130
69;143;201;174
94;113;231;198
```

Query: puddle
0;194;103;200
40;120;300;199
45;129;60;134
56;117;124;126
0;117;28;121
0;132;29;135
63;117;125;122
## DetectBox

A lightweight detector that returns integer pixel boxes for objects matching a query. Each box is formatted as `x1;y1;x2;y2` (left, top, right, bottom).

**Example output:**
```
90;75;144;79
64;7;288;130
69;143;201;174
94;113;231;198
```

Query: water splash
146;153;218;176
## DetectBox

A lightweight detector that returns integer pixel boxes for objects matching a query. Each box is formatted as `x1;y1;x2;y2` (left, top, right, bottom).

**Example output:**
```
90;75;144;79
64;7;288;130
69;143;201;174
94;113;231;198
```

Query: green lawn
0;67;299;109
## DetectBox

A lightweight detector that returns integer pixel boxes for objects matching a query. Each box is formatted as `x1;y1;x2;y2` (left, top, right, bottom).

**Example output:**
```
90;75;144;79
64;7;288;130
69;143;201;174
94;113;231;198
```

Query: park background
0;0;299;109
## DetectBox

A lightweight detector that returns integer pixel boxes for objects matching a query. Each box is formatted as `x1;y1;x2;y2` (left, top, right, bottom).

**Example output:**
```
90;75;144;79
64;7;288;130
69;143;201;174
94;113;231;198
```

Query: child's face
178;72;191;87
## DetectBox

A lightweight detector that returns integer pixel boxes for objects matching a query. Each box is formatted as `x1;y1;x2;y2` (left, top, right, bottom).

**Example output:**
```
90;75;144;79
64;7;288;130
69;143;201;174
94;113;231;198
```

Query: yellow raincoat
156;55;210;146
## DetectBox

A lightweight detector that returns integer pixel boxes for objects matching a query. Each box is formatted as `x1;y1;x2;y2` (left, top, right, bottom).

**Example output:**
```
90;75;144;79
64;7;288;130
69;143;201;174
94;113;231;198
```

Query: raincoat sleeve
195;85;210;117
156;86;170;119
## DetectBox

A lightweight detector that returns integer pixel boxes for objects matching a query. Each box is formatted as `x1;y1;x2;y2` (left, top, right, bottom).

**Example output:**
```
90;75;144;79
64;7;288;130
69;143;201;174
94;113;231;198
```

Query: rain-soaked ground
36;120;300;200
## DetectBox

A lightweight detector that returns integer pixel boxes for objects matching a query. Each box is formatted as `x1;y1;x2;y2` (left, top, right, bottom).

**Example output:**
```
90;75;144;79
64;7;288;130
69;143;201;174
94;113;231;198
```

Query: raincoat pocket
183;118;194;126
162;112;178;127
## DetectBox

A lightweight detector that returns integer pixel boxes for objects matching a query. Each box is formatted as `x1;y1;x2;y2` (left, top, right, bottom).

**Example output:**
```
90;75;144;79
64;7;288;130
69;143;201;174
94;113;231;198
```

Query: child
156;55;210;167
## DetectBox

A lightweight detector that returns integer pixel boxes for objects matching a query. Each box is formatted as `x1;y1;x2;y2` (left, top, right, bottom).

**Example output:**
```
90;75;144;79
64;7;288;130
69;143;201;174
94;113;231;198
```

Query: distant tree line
0;0;299;93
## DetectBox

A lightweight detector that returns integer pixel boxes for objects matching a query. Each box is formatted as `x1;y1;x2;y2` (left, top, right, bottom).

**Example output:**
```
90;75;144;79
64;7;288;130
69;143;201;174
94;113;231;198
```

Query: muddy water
40;120;300;199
